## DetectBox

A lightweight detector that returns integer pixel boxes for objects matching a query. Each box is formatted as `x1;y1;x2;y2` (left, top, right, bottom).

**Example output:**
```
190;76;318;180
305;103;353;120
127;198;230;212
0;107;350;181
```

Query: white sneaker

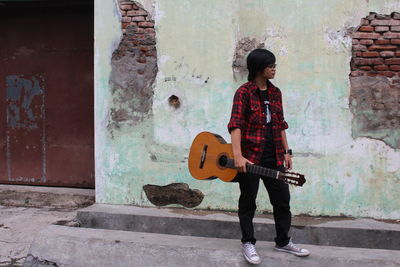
275;240;310;257
241;242;261;264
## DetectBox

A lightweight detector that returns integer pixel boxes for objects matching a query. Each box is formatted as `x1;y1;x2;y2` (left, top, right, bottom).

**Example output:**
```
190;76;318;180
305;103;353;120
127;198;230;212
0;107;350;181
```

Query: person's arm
227;88;253;172
281;130;292;170
230;128;253;173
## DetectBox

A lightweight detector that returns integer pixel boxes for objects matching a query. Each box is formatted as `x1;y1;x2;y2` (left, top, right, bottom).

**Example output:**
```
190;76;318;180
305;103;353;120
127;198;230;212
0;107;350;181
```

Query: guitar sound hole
218;155;228;167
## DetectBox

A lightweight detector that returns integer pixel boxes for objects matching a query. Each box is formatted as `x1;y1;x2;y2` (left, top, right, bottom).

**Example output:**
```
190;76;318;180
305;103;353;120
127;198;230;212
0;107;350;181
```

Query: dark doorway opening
0;0;94;188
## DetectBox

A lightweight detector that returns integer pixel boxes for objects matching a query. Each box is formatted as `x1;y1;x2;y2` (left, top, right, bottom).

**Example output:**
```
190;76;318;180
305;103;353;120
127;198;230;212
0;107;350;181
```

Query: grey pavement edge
77;204;400;250
24;225;400;267
0;184;95;209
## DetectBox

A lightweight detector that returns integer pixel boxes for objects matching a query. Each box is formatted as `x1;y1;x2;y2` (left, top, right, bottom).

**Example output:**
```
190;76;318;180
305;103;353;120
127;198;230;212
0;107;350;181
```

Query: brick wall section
351;12;400;78
349;12;400;149
117;0;156;63
107;0;158;130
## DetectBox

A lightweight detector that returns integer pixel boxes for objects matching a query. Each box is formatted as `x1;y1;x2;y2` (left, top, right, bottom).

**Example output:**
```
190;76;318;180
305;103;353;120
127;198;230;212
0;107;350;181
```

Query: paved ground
0;185;94;267
0;205;78;267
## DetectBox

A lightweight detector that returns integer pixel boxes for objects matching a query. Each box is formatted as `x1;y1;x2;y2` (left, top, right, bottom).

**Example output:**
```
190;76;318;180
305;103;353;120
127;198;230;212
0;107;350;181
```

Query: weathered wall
350;12;400;149
95;0;400;219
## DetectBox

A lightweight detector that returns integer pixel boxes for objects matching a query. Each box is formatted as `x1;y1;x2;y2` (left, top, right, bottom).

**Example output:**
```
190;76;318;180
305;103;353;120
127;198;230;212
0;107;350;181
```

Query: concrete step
24;225;400;267
77;204;400;250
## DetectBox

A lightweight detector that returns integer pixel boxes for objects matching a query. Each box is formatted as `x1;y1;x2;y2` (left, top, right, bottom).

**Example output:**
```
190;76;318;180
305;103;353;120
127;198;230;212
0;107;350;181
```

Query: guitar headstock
278;171;306;187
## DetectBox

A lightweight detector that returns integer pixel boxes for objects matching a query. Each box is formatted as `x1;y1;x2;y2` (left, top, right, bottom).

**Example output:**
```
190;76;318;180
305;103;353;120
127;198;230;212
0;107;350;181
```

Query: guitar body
188;132;238;182
188;132;306;186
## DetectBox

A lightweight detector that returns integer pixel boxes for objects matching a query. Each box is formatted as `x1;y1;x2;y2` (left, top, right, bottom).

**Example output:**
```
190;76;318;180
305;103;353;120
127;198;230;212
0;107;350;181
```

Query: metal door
0;1;94;188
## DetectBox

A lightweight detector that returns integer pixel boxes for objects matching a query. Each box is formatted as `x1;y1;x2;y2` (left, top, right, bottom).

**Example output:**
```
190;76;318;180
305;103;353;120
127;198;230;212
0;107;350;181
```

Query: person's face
262;64;276;79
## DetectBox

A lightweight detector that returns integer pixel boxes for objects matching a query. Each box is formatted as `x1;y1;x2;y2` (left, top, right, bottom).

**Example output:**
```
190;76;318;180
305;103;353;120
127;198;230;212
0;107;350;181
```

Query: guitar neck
226;159;279;179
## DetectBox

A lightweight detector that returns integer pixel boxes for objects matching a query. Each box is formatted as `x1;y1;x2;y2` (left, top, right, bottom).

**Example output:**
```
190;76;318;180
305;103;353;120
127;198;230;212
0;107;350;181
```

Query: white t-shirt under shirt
259;89;276;164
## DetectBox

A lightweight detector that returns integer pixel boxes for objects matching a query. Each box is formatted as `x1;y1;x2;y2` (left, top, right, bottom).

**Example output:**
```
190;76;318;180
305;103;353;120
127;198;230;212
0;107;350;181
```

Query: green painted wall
95;0;400;219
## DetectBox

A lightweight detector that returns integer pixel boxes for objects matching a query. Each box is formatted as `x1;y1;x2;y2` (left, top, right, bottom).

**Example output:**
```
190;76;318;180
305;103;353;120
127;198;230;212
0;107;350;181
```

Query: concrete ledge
24;225;400;267
77;204;400;250
0;185;95;209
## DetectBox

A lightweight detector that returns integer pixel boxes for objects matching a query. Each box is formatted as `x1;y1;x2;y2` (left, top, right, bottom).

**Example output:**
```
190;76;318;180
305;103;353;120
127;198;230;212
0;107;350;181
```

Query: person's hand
284;154;292;170
234;155;253;173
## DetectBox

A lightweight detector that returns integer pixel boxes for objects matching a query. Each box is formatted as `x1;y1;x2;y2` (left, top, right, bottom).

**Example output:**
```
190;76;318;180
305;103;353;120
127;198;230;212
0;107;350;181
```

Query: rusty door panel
0;3;94;188
5;75;46;183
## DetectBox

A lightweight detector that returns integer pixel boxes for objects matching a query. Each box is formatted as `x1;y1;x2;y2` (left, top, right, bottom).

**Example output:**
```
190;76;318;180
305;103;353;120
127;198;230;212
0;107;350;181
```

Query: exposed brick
137;69;145;75
383;32;400;39
137;57;146;63
352;39;359;44
368;45;397;51
145;49;156;57
380;51;395;57
133;34;156;45
359;66;372;71
392;12;400;20
350;71;365;77
391;26;400;32
367;13;376;20
362;51;379;57
390;65;400;71
132;3;140;10
371;19;400;26
359;26;374;32
131;16;145;22
374;65;389;71
127;10;148;16
380;71;396;77
376;14;391;20
385;58;400;64
354;51;362;57
361;18;370;25
391;39;400;44
138;21;155;28
122;16;131;23
396;52;400;57
375;39;390;45
121;10;126;16
144;28;156;33
353;44;367;51
122;22;130;29
354;58;384;65
375;26;389;32
360;39;374;45
120;4;132;10
353;32;381;39
367;72;379;77
132;27;144;33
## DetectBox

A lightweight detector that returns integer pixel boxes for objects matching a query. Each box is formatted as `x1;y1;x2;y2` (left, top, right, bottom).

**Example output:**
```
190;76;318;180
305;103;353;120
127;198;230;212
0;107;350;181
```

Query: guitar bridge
199;145;208;169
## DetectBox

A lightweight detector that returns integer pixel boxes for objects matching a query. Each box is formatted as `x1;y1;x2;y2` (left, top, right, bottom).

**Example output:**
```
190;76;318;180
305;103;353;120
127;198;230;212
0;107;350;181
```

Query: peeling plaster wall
95;0;400;219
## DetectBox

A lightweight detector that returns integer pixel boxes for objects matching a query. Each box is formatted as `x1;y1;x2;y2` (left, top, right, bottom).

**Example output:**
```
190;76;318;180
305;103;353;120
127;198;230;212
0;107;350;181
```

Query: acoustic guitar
188;132;306;186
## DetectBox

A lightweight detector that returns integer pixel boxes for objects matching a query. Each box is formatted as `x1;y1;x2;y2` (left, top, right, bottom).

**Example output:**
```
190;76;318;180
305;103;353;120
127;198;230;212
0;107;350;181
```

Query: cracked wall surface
95;0;400;220
232;37;265;81
350;12;400;148
108;0;157;132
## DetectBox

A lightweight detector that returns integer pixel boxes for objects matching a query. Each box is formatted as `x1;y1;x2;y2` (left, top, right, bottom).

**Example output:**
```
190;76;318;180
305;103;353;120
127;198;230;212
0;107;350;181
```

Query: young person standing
227;49;310;264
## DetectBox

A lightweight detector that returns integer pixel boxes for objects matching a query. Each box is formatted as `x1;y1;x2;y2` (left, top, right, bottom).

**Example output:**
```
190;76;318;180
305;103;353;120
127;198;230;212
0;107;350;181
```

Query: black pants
237;161;291;247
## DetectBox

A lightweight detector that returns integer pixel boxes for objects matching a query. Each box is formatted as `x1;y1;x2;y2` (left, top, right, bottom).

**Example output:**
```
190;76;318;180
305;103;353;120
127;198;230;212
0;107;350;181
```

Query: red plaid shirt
227;80;289;166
